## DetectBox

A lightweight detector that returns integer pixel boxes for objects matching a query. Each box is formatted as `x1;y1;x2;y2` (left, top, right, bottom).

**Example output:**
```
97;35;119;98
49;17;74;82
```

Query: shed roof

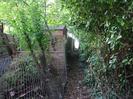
48;25;67;36
49;26;66;31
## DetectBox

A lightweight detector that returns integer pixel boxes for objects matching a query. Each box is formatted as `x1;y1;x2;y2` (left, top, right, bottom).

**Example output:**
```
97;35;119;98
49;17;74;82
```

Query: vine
62;0;133;98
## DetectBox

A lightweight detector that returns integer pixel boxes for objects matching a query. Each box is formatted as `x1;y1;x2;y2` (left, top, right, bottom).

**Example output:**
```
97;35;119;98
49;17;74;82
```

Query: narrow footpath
64;57;91;99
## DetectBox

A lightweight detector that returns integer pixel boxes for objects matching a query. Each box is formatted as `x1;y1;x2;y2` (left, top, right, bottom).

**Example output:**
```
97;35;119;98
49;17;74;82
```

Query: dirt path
64;58;91;99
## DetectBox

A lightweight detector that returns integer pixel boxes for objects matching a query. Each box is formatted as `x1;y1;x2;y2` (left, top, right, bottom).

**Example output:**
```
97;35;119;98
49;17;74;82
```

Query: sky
47;0;55;4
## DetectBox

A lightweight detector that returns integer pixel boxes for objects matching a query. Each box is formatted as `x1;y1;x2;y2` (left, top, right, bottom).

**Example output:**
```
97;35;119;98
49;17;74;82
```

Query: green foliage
62;0;133;98
0;0;50;50
46;0;70;25
1;0;133;98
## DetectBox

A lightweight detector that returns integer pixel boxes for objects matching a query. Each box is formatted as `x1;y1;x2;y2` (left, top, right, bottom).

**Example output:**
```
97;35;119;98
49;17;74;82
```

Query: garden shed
47;26;68;98
49;26;67;73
